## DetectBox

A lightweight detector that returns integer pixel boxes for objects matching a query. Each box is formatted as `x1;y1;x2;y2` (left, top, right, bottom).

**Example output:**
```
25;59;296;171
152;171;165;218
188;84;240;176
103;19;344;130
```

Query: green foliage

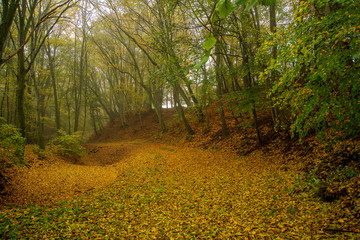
244;0;259;11
202;35;217;51
0;118;25;168
49;130;85;159
226;86;267;120
194;50;211;69
195;0;276;69
287;204;297;215
291;159;358;203
160;147;175;152
234;0;248;8
215;0;233;19
343;166;357;179
261;0;360;140
260;0;276;6
31;145;47;159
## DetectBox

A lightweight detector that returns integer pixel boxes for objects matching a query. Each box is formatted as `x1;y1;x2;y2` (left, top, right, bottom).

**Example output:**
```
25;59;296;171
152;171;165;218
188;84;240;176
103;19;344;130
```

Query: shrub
31;145;47;159
49;130;85;159
0;118;25;168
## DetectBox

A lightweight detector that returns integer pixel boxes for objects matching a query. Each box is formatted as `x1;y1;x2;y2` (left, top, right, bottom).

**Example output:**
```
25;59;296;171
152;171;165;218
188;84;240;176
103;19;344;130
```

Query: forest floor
1;108;360;238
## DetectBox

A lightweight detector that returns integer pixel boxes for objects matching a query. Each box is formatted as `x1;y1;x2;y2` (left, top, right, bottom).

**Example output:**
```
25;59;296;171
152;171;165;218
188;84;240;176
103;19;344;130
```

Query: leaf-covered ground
1;140;359;239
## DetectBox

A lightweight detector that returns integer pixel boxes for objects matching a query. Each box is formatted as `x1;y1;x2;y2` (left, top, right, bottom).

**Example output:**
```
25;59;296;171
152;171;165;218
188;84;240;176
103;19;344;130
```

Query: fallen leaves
0;143;136;206
1;141;359;238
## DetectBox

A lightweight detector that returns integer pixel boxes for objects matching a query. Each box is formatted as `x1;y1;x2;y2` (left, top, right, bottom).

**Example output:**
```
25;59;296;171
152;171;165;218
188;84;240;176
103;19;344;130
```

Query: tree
13;0;72;137
45;35;61;131
212;15;229;138
73;0;89;132
0;0;20;66
262;0;360;140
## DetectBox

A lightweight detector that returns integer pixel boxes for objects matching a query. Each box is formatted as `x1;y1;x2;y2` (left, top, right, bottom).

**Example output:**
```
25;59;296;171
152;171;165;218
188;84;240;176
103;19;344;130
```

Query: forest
0;0;360;238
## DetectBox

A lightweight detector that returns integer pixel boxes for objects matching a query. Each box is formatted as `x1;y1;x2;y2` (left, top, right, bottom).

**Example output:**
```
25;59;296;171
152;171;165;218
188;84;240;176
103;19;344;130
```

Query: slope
0;106;359;238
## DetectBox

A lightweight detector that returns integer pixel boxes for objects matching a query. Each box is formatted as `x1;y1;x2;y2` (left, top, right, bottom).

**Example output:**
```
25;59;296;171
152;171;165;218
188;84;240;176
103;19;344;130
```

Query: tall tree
14;0;72;137
45;37;61;130
0;0;20;66
213;17;229;138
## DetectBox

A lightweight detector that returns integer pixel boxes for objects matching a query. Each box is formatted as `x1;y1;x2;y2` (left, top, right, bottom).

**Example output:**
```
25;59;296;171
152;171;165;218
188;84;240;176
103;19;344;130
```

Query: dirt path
1;140;358;238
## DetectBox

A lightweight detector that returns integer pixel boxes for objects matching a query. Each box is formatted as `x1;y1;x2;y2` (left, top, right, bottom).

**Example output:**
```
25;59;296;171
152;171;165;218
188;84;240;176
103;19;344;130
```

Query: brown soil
90;109;176;142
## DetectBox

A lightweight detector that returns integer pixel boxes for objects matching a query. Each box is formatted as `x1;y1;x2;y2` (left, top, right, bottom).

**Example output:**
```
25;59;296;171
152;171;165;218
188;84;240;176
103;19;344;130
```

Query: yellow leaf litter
1;140;359;238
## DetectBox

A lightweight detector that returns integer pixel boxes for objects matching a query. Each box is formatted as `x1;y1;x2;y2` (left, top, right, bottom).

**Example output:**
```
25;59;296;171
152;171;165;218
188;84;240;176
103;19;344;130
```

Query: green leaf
244;0;258;11
194;50;211;69
216;0;234;19
203;36;217;51
235;0;248;8
261;0;276;6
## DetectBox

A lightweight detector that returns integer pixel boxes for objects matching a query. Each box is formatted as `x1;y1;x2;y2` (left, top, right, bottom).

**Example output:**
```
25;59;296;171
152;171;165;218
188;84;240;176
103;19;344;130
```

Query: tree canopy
0;0;358;147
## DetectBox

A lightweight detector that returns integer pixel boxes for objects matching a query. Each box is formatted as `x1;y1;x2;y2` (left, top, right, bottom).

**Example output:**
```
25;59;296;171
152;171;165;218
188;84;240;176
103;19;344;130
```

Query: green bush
0;118;25;168
49;130;85;159
31;145;47;159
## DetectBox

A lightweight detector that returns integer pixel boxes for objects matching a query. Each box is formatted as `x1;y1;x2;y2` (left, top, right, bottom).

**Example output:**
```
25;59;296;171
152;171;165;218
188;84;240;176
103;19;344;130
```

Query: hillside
92;105;319;159
94;104;360;214
1;105;360;238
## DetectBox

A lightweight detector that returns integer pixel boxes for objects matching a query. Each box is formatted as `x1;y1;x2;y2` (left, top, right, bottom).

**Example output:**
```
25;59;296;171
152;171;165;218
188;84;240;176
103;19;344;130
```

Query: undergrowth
0;118;25;168
49;130;85;159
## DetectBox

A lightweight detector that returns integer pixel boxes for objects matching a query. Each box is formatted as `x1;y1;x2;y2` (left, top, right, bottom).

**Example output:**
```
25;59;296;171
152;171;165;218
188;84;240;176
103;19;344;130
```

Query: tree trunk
90;105;97;135
214;25;229;138
269;4;279;125
172;54;204;122
177;85;192;107
67;101;71;135
33;71;45;149
0;0;20;65
244;60;262;145
154;103;167;133
15;0;27;137
0;70;9;117
74;33;82;132
232;11;262;145
174;84;194;136
16;46;26;137
46;44;61;130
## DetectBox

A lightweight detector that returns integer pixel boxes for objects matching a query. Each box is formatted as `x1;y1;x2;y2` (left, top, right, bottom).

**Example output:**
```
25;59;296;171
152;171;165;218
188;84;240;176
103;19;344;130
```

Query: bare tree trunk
177;85;192;107
214;24;229;138
154;103;167;133
33;70;46;149
0;69;9;117
232;11;262;145
14;0;71;137
67;101;71;135
46;43;61;130
174;84;194;135
0;0;20;65
269;4;279;125
244;58;262;145
16;42;26;137
172;53;204;122
74;32;82;132
65;81;72;134
88;84;116;121
15;0;27;137
90;105;97;135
